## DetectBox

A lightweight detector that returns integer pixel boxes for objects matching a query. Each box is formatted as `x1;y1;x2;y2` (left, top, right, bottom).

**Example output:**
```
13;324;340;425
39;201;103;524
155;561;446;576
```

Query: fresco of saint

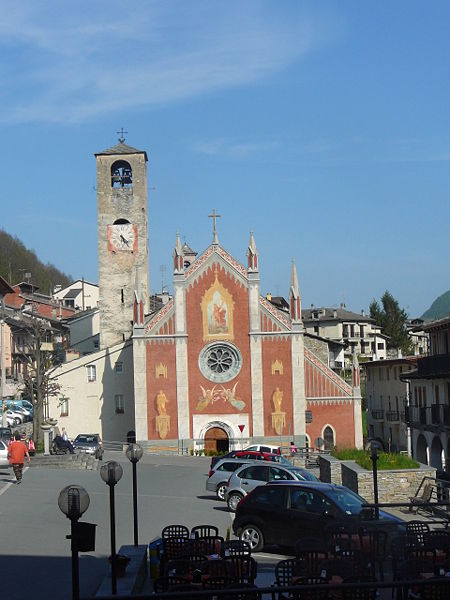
207;291;228;335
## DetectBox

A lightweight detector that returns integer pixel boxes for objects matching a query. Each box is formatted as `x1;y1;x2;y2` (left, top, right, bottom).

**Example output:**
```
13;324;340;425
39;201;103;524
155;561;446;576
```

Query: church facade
132;230;363;452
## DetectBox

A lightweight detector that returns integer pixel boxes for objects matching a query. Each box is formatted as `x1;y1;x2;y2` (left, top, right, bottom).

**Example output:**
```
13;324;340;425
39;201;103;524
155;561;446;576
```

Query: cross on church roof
116;127;128;143
208;208;221;245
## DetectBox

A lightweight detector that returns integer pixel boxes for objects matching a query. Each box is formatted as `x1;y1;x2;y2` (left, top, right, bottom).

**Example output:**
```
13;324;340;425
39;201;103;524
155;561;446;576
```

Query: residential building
64;309;100;356
407;318;430;356
53;280;99;310
301;305;388;366
365;356;417;453
402;316;450;470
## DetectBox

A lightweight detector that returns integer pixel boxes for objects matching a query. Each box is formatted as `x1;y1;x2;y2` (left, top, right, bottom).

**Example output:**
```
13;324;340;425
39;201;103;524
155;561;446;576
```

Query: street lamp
100;461;123;595
370;441;381;519
125;443;143;546
58;485;90;600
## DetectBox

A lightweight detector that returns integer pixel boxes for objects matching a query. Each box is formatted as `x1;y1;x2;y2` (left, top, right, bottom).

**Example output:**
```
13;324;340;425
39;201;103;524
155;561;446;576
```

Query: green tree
369;291;413;354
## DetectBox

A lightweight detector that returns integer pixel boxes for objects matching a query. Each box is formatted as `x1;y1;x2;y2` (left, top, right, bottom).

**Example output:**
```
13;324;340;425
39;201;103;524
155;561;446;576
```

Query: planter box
319;454;436;503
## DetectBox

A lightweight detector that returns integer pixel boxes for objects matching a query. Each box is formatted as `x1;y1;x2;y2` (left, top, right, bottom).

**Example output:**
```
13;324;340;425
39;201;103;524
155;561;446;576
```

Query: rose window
199;342;242;383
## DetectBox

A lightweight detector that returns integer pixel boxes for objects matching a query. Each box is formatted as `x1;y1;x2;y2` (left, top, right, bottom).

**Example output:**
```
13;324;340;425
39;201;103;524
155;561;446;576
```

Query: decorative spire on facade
246;230;258;272
352;350;361;390
173;232;184;273
289;259;301;322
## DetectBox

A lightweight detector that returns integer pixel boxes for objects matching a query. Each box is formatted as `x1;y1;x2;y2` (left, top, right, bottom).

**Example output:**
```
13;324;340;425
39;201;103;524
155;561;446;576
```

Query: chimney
333;309;337;318
361;309;365;317
321;307;326;317
340;302;345;309
310;303;315;309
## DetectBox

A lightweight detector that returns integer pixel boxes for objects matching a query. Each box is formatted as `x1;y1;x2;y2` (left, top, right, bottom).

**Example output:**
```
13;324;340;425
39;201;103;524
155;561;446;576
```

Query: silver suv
225;462;318;511
206;458;255;500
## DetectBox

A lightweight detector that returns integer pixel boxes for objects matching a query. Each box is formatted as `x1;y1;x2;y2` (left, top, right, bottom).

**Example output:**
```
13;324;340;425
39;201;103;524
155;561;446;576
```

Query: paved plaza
0;451;289;598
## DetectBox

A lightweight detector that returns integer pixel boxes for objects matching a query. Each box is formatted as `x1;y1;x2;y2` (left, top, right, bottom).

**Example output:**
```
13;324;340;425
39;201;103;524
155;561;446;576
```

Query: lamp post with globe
58;485;90;600
125;443;143;546
100;461;123;595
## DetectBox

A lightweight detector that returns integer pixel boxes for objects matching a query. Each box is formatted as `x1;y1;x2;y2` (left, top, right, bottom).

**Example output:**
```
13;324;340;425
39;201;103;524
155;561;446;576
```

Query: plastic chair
191;524;219;538
162;524;190;539
224;555;258;584
222;539;252;557
273;558;308;600
290;576;329;600
295;549;329;577
405;521;430;546
185;535;224;556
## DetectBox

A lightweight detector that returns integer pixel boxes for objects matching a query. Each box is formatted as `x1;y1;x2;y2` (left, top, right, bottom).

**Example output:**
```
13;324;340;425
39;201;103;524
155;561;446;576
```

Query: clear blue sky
1;1;449;316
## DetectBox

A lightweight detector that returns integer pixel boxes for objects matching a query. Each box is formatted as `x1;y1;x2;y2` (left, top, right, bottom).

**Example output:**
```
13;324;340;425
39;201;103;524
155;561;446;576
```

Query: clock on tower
95;137;149;349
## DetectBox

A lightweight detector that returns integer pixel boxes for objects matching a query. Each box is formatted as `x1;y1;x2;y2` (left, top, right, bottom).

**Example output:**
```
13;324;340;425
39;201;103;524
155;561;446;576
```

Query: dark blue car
233;480;404;552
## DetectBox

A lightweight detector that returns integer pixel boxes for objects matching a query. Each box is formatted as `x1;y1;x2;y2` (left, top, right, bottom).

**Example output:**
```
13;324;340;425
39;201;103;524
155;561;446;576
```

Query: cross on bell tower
116;127;128;143
208;208;221;245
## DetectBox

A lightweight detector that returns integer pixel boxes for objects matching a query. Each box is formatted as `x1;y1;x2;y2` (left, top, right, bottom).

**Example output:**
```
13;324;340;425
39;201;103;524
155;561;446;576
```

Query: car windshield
327;488;367;515
76;436;97;444
291;469;318;482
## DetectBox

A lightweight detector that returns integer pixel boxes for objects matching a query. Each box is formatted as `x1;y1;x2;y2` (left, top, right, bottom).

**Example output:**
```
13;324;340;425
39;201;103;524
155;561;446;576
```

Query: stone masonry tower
95;138;149;349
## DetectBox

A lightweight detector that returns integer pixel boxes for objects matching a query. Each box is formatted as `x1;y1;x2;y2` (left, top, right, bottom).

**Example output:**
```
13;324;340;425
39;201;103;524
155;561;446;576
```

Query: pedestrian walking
7;432;30;484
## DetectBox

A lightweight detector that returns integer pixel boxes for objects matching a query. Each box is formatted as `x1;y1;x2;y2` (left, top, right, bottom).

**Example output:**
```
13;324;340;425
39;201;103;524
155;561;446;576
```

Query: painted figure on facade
197;385;216;411
221;382;245;411
156;390;170;438
208;291;228;335
156;390;168;415
271;386;286;435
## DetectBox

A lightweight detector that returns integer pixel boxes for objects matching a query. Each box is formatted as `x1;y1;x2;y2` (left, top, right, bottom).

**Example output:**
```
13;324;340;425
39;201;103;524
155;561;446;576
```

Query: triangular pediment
184;244;248;290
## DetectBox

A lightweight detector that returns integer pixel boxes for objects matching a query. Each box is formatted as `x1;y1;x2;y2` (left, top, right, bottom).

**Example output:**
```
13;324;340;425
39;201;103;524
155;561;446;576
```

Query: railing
371;409;384;420
406;404;450;428
385;411;400;422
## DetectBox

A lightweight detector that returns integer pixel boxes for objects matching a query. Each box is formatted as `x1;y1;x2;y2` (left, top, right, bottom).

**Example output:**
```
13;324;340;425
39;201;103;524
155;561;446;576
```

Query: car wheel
240;524;264;552
227;492;243;512
216;483;227;500
14;418;21;425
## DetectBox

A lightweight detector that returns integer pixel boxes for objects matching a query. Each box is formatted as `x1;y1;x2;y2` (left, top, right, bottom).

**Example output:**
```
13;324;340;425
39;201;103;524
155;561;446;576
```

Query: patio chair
273;558;309;600
224;555;258;584
424;530;450;559
191;524;220;539
160;538;189;574
290;576;329;600
406;521;430;546
295;549;329;577
201;558;234;578
222;539;252;557
185;535;224;556
162;524;190;539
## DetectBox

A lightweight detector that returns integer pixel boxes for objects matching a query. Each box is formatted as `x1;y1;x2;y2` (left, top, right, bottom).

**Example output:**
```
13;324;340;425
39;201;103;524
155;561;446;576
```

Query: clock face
108;223;137;252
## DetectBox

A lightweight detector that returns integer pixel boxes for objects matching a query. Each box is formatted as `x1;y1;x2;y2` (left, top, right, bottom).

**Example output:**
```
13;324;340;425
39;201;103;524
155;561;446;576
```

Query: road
0;451;248;598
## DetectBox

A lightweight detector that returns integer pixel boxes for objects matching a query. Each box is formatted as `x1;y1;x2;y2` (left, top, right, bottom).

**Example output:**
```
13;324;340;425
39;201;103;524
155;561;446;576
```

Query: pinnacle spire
247;229;259;272
290;259;300;297
173;232;184;273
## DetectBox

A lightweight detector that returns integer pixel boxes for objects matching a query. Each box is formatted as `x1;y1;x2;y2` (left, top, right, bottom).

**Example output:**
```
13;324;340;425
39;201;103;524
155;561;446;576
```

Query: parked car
226;462;318;511
244;444;281;454
0;439;10;468
209;450;292;470
232;481;405;552
73;434;104;459
4;410;23;425
206;458;256;500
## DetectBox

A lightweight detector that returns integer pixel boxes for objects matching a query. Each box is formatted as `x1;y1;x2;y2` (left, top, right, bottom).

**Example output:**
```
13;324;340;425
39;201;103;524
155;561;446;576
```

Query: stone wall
319;454;436;503
304;336;329;366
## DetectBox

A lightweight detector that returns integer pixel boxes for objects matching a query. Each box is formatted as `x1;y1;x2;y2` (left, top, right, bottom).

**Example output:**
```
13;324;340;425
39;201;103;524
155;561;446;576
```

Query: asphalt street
0;451;239;599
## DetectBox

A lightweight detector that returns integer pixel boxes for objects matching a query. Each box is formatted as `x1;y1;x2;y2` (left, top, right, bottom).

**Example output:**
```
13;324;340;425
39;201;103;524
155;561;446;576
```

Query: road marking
0;466;29;496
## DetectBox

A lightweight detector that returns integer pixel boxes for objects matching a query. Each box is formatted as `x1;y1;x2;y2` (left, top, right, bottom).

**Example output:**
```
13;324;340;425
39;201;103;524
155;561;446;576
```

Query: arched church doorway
204;427;229;453
323;426;335;450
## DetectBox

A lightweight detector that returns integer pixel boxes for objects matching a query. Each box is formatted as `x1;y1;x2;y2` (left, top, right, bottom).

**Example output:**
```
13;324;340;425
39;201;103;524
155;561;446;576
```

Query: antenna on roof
160;264;167;294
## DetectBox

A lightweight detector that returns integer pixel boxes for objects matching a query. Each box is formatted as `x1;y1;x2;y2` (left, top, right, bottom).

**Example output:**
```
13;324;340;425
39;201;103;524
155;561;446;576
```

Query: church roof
95;141;148;161
182;242;196;255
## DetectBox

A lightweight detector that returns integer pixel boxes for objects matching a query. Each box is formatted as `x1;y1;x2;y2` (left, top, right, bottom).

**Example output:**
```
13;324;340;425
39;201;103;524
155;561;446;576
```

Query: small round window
199;342;242;383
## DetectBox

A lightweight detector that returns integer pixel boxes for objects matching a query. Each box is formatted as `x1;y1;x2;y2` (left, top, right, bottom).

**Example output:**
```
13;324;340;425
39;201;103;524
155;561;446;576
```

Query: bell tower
95;135;149;349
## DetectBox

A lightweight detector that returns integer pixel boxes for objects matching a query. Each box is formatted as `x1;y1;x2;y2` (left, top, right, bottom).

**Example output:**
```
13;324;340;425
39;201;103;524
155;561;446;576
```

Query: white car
4;410;23;425
0;439;10;468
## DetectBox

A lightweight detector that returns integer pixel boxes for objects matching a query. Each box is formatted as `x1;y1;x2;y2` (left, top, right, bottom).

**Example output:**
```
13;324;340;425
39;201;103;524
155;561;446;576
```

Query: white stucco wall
48;341;135;441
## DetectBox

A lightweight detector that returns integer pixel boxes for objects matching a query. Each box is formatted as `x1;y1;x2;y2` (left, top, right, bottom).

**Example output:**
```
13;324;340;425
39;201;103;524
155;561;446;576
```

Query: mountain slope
0;229;72;294
422;290;450;320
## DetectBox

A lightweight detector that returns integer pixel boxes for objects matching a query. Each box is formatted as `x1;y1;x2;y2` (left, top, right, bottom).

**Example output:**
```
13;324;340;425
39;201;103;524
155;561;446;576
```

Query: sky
1;0;449;317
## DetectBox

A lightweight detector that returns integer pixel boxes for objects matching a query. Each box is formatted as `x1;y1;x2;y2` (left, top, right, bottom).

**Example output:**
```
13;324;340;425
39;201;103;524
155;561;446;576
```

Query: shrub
332;448;419;470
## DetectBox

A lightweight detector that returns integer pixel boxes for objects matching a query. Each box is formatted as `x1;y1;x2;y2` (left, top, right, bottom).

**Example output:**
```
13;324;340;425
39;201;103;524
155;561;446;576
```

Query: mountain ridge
422;290;450;321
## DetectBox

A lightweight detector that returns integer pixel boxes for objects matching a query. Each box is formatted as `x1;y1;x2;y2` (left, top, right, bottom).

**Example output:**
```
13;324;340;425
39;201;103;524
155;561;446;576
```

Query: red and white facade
132;233;363;451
